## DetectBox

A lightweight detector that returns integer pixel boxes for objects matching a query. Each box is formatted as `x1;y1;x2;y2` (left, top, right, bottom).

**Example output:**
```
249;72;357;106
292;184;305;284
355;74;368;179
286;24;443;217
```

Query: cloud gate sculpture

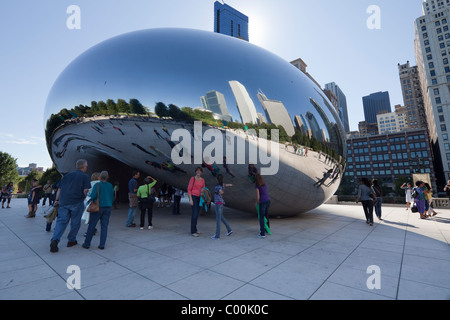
45;28;346;215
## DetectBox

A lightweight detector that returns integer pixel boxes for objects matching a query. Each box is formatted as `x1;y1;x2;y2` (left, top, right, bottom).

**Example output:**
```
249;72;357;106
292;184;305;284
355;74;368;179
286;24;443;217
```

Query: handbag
411;203;418;213
87;183;100;213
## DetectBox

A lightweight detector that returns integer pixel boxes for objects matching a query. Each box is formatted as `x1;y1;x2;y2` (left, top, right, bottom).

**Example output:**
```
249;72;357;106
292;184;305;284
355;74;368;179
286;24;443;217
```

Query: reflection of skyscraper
229;80;258;124
257;90;295;137
305;112;323;142
205;90;229;115
294;115;307;135
201;90;232;122
214;1;249;42
256;113;267;125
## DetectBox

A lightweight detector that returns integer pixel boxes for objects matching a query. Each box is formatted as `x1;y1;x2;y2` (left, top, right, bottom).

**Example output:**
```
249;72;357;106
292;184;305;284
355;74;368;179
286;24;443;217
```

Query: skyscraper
214;1;249;42
397;61;427;130
414;0;450;183
362;91;392;124
324;82;350;133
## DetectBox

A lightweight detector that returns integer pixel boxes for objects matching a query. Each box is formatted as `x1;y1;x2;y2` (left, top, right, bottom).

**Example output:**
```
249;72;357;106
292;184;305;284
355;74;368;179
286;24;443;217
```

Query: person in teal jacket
82;171;114;250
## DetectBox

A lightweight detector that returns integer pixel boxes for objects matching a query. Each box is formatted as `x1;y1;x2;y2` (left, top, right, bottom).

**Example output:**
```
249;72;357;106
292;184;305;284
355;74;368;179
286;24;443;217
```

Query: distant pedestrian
172;188;182;215
113;181;119;209
50;159;91;253
255;173;271;238
444;180;450;200
413;181;427;219
356;177;376;226
371;179;383;221
211;174;233;240
401;182;413;210
126;170;140;227
424;183;438;218
42;180;53;206
25;179;42;218
1;182;13;209
188;167;206;237
137;176;157;230
82;171;115;250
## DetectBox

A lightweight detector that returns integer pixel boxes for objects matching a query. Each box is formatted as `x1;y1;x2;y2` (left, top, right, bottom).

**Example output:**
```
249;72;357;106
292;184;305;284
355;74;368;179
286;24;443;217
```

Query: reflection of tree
45;98;148;147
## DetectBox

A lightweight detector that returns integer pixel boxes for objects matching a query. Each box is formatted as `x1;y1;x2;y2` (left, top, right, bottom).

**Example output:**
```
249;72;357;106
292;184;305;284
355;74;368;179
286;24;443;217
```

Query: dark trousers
259;200;271;236
361;200;374;223
172;195;181;215
42;193;53;206
190;195;200;234
140;205;153;227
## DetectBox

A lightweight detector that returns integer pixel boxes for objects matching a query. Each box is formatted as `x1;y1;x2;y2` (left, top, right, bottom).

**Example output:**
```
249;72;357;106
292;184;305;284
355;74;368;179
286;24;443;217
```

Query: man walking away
50;159;91;253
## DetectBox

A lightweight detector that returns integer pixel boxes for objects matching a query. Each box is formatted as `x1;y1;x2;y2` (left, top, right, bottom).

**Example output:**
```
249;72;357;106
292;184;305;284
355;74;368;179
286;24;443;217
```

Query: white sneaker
148;226;153;230
140;227;144;230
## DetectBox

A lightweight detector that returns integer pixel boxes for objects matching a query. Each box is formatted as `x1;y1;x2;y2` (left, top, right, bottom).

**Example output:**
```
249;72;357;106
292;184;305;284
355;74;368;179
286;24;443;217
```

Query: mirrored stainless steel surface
45;28;346;215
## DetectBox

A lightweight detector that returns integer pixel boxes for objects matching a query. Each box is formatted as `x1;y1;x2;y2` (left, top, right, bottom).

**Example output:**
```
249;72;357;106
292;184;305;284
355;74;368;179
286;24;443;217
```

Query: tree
155;102;168;118
168;104;183;120
129;99;146;114
0;151;19;189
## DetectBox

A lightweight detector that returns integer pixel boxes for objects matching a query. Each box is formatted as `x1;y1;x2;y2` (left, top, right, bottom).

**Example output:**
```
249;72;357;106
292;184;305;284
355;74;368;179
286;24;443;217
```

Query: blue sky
0;0;424;169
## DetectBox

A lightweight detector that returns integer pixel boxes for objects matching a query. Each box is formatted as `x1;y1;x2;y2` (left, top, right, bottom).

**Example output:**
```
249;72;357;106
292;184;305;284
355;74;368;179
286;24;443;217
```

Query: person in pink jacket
188;167;206;237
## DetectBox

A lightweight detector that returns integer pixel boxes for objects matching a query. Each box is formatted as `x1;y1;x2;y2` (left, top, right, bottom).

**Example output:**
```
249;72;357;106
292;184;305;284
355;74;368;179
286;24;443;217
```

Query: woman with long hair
211;174;233;239
255;174;271;238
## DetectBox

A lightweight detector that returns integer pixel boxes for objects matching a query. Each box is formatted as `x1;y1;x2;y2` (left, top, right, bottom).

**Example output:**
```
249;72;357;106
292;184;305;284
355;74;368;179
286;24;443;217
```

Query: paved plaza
0;198;449;300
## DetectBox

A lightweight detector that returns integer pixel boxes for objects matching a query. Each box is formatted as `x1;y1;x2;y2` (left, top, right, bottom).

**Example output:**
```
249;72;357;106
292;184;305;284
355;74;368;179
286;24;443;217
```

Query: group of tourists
49;159;114;253
44;157;271;253
356;177;440;224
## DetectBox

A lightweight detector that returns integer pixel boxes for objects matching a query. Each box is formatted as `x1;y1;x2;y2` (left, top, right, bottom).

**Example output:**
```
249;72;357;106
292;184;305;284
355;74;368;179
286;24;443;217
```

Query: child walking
211;174;233;240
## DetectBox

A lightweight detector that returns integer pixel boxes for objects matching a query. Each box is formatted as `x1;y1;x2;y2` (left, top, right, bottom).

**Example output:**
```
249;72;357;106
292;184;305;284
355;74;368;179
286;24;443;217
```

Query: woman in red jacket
188;167;206;237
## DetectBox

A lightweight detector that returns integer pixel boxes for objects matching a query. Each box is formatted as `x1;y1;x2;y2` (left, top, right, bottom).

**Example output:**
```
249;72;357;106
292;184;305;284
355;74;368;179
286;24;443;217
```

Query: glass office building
214;1;249;41
363;91;392;124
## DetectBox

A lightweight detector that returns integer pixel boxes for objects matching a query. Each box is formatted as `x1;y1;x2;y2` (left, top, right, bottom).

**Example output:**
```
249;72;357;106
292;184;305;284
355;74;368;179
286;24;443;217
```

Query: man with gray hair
50;159;91;253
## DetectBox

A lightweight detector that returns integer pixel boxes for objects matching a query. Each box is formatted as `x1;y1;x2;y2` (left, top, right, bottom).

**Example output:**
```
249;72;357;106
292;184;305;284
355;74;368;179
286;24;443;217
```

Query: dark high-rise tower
214;1;249;41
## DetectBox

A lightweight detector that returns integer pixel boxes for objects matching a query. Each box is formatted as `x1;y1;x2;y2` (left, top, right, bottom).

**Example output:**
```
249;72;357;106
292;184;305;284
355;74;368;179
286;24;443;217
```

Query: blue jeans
190;195;200;234
51;201;85;243
214;204;231;238
84;207;111;248
374;197;382;219
259;200;271;236
126;207;137;226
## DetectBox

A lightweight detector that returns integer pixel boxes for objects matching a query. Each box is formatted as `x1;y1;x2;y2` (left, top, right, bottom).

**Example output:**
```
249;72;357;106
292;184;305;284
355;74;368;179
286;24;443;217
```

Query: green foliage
0;151;19;189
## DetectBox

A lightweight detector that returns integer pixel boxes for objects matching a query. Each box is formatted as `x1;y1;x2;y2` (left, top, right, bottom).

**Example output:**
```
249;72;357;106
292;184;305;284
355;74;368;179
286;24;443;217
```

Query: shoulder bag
87;183;100;213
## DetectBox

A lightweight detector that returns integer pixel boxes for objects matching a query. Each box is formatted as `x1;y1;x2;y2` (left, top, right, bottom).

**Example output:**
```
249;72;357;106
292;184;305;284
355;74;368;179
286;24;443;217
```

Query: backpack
200;187;211;206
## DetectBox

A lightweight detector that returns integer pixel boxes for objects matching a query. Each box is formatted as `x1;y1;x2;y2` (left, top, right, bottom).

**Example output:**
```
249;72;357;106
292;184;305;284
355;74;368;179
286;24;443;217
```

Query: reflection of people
188;167;206;237
83;171;115;250
50;159;91;253
314;169;333;188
